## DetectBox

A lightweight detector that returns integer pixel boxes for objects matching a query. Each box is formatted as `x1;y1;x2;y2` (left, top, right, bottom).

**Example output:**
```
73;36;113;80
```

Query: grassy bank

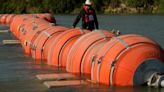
0;0;164;14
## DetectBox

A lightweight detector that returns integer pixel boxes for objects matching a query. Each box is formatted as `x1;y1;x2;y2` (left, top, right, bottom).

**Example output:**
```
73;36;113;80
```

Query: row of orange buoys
0;14;164;87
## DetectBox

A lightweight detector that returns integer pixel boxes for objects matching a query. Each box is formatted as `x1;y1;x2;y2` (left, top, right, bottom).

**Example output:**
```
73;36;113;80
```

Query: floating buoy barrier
0;13;164;87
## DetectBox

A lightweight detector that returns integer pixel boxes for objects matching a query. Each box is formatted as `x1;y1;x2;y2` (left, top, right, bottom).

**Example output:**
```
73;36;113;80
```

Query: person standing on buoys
72;0;99;31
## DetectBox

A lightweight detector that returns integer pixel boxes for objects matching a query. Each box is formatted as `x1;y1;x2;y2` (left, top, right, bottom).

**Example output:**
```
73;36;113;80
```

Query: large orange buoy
22;23;52;55
43;31;66;61
91;34;164;86
14;17;34;39
10;15;49;38
6;14;16;25
66;30;115;74
59;37;79;67
10;15;28;36
81;41;107;76
0;14;9;24
31;26;69;63
19;18;50;41
47;28;90;66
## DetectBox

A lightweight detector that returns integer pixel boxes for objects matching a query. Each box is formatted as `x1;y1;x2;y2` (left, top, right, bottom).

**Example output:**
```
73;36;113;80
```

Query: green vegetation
0;0;164;14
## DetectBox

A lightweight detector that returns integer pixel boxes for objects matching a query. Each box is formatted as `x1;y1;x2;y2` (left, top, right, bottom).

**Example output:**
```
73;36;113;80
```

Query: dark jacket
73;5;99;31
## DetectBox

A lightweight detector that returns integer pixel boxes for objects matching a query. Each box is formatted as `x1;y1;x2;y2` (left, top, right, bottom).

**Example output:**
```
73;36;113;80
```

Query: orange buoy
11;15;48;37
59;37;79;67
91;34;164;86
0;14;8;24
31;26;69;63
18;18;35;40
6;14;16;25
47;28;90;66
81;41;108;76
22;24;52;55
66;30;115;74
10;15;28;36
43;31;65;61
19;18;50;40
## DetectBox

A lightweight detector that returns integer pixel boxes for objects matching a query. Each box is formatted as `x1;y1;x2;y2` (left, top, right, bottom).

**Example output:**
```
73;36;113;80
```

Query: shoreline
54;13;164;16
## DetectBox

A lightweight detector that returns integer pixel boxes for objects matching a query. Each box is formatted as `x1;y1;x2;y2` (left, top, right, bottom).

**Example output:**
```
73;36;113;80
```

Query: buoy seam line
32;27;54;52
59;36;80;67
58;35;82;66
69;32;108;72
28;27;50;49
109;47;130;85
81;41;100;74
66;32;85;71
66;30;98;71
53;28;85;65
34;28;55;53
43;31;65;62
45;30;69;64
42;30;66;51
91;36;120;82
78;37;111;73
98;35;144;58
49;30;76;65
69;31;111;73
69;34;94;72
95;36;130;84
81;40;108;74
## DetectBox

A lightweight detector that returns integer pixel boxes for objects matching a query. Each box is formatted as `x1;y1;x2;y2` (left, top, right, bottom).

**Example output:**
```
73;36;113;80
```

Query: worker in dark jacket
72;0;99;31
